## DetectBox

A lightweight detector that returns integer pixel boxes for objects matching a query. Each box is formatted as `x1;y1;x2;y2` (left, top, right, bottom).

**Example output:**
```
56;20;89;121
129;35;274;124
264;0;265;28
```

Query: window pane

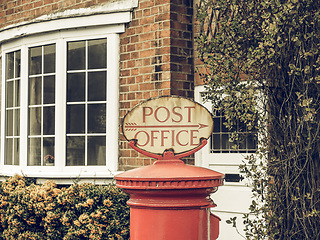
29;107;41;135
67;73;85;102
14;139;19;165
66;136;85;166
29;47;42;75
6;52;14;79
28;138;41;166
213;117;220;132
212;134;220;150
6;81;13;108
44;76;55;104
67;41;85;70
44;44;56;74
15;80;20;107
5;139;13;165
221;134;229;150
88;104;106;133
88;71;106;101
29;77;42;105
14;109;20;136
88;39;107;69
66;104;85;134
43;137;55;166
15;51;21;78
6;110;13;136
238;133;246;150
5;50;21;166
88;136;106;165
43;106;55;135
247;134;257;150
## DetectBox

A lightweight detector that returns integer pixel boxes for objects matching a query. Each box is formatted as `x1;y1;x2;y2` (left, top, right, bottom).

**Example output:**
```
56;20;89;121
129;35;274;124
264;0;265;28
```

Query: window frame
0;16;124;179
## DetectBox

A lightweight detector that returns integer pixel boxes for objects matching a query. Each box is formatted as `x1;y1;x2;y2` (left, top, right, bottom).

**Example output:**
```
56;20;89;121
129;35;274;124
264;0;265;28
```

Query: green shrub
0;175;130;240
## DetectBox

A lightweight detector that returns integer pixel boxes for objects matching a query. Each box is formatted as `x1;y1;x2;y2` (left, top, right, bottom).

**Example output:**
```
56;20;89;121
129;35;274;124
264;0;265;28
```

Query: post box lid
115;160;224;190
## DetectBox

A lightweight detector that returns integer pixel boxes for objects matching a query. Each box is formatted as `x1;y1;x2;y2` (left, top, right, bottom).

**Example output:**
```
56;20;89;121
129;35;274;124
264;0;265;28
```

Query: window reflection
66;136;85;166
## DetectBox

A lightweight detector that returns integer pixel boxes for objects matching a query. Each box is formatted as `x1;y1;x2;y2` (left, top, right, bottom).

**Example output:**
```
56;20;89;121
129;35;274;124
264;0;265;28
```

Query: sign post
115;96;224;240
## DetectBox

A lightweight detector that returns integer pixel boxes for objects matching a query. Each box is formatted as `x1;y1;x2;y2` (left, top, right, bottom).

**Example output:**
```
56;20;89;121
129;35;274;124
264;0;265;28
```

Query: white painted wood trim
0;11;131;44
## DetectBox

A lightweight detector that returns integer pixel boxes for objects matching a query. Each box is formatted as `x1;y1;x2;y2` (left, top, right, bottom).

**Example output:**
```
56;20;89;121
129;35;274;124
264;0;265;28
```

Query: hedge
0;175;130;240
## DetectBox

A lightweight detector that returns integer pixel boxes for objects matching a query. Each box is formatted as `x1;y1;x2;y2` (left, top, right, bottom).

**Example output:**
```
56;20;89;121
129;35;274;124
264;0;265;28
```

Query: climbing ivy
196;0;320;239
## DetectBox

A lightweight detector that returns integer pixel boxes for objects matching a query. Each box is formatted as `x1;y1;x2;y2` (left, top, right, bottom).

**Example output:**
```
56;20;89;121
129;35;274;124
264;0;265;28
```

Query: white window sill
0;169;124;185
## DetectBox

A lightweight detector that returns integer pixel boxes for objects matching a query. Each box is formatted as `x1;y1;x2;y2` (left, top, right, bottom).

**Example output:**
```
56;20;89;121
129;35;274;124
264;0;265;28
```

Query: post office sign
122;96;213;154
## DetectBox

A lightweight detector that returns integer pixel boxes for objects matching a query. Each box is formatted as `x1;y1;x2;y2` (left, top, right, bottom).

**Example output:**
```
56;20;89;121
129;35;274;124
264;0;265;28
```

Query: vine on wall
195;0;320;239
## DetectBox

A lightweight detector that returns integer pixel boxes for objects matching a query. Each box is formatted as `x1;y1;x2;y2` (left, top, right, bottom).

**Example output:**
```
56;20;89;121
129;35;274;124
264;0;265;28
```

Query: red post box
115;140;224;240
117;96;225;239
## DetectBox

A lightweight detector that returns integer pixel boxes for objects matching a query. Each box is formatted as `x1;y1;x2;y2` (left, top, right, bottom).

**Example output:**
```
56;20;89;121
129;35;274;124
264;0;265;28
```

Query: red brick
120;149;130;158
135;26;143;34
136;92;143;100
150;23;159;31
127;60;135;68
120;53;130;61
136;75;143;83
162;89;171;95
155;0;170;5
130;51;139;59
140;66;153;74
126;27;136;36
155;12;170;22
140;16;154;25
133;10;142;19
120;101;130;109
131;68;139;76
128;92;135;100
159;29;170;38
34;1;43;8
143;8;151;17
143;24;151;33
151;6;159;15
143;58;151;66
140;49;154;58
143;91;151;99
139;0;155;9
142;41;151;49
130;35;139;43
44;0;54;4
130;100;140;108
150;90;159;98
127;77;136;84
140;83;154;91
129;84;139;92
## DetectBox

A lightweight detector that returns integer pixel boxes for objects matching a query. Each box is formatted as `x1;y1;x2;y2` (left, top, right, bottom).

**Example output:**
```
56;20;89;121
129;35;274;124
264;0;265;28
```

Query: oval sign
122;96;213;155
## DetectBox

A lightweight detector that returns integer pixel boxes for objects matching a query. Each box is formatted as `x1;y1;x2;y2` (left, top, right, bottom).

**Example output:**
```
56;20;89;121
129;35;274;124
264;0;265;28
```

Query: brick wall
119;0;195;170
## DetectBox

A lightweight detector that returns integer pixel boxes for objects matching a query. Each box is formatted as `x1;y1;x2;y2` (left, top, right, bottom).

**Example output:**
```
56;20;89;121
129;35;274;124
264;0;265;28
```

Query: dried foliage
196;0;320;239
0;175;130;240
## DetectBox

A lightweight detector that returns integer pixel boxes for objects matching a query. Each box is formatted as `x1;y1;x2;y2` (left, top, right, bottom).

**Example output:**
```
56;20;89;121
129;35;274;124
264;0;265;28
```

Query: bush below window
0;175;130;240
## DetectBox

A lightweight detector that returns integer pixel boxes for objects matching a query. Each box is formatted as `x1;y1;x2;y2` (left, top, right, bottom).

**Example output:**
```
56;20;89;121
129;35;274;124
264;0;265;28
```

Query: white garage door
195;86;255;240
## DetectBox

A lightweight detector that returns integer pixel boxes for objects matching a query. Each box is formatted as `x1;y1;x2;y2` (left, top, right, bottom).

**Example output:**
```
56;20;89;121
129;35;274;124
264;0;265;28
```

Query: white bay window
0;11;130;181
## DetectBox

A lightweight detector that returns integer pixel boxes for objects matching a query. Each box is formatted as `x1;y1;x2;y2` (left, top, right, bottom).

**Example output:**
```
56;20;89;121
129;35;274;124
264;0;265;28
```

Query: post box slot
224;173;244;182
